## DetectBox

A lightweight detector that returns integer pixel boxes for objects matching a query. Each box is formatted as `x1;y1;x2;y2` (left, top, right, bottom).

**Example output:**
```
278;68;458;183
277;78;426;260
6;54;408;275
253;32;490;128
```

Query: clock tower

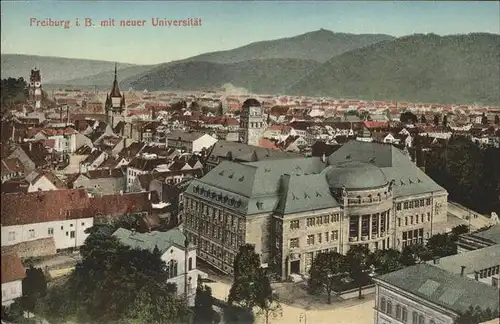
105;63;126;127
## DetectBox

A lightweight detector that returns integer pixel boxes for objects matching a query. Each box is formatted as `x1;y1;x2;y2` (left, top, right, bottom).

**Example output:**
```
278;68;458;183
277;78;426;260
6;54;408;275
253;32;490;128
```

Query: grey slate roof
112;227;186;254
324;161;388;190
187;140;446;216
209;140;299;163
376;263;500;315
428;243;500;275
472;224;500;244
328;141;445;198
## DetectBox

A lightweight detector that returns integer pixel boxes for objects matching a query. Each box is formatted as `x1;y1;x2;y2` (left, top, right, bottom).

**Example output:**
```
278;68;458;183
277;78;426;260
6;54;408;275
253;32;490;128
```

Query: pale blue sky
1;1;499;65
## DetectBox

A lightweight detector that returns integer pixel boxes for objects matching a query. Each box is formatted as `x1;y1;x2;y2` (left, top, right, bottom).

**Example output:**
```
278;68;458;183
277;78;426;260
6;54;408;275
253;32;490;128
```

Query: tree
442;115;448;127
191;101;201;112
420;115;427;123
254;269;282;324
345;110;359;117
451;224;469;237
202;106;210;115
308;251;349;304
400;243;432;266
426;233;456;258
495;114;499;125
481;113;488;125
228;244;261;309
368;249;403;275
456;306;499;324
21;266;47;313
38;227;190;324
400;111;418;124
193;278;216;324
346;245;372;299
1;77;29;114
360;110;370;121
433;115;440;126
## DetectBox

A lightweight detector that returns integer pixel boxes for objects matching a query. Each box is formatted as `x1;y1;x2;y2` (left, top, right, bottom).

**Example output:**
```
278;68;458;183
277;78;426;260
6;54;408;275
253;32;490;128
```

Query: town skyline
1;1;499;65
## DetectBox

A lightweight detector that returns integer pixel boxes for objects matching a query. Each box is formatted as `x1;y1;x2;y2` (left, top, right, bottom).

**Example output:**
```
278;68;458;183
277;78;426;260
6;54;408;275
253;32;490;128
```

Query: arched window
386;300;392;315
396;304;402;320
418;315;425;324
412;312;418;324
357;195;362;204
167;260;178;278
380;297;386;313
188;257;193;271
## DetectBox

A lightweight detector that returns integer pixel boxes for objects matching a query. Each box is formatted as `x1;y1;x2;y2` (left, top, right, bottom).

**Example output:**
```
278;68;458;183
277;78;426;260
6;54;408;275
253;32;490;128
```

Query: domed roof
242;98;261;108
325;161;388;190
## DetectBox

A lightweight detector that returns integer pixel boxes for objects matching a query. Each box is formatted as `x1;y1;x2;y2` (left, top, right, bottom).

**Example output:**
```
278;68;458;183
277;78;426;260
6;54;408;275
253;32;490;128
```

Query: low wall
334;284;376;300
1;237;56;259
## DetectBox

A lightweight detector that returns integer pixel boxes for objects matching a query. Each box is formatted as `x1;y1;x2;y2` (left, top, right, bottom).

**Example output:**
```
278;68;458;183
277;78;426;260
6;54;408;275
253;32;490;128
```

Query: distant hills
288;33;500;105
178;29;395;64
0;54;137;84
2;30;499;105
121;58;321;94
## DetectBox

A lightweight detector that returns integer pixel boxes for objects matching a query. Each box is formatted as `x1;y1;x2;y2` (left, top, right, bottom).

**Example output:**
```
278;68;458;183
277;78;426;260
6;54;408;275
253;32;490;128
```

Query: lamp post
299;312;307;324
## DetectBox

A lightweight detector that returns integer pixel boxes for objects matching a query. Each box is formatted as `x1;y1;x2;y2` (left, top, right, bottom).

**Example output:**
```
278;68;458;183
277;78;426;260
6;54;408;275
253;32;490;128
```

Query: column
378;213;382;235
358;216;362;241
369;215;373;240
386;210;390;232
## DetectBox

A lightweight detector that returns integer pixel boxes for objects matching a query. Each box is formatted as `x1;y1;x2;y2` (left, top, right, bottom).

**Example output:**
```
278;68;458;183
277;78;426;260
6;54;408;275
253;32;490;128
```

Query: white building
167;131;218;153
112;227;199;306
1;189;94;252
1;254;25;306
239;99;266;146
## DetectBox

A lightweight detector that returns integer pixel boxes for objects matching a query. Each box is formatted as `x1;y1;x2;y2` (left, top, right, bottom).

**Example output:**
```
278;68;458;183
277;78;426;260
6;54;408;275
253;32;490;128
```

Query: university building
182;99;448;279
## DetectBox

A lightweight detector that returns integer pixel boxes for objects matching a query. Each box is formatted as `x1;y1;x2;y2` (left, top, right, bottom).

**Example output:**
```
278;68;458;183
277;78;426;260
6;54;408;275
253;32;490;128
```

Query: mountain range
1;29;499;105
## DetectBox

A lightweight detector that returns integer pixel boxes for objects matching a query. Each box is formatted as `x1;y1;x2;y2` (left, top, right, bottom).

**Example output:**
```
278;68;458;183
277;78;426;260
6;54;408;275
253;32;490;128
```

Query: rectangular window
426;198;431;206
398;218;401;227
421;214;424;223
318;233;322;244
420;199;425;206
28;229;35;238
427;212;431;221
323;215;329;224
290;238;299;248
415;215;419;224
70;231;75;238
307;235;315;245
396;203;401;211
404;202;408;209
415;200;420;208
66;231;69;236
409;201;414;208
325;232;329;242
410;216;414;225
290;220;300;230
61;226;64;230
48;228;54;235
331;230;339;241
405;217;408;226
8;231;16;241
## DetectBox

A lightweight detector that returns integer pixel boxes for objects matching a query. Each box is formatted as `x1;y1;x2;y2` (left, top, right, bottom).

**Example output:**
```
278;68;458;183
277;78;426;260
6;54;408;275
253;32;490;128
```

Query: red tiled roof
1;189;156;226
363;121;389;129
1;254;25;283
2;158;25;174
258;138;280;150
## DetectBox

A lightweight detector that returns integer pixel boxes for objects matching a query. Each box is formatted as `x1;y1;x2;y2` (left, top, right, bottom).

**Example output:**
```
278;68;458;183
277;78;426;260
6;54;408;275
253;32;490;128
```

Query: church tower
105;63;126;127
29;68;42;109
239;98;265;146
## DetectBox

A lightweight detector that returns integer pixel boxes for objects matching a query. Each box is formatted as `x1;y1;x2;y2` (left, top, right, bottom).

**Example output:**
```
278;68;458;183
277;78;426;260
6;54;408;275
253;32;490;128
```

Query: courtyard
205;280;376;324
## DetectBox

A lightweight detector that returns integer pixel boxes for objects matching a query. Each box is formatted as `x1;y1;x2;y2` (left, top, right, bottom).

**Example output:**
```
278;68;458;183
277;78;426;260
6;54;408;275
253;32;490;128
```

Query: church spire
110;62;121;97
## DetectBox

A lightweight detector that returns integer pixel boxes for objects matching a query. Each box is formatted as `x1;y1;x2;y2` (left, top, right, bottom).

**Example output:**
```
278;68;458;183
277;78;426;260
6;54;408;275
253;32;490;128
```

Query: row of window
304;214;341;228
7;223;86;241
380;297;438;324
397;198;432;211
398;213;431;227
194;235;236;265
302;231;339;246
185;200;242;230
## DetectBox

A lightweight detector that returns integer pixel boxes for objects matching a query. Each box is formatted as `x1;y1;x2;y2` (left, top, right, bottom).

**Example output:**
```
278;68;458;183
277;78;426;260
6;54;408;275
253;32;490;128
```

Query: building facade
112;228;199;306
239;99;266;146
183;140;448;278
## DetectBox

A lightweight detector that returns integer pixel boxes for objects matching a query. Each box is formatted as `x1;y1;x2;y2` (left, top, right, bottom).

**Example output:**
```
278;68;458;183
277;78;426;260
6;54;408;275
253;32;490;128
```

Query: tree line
424;135;500;215
307;225;469;304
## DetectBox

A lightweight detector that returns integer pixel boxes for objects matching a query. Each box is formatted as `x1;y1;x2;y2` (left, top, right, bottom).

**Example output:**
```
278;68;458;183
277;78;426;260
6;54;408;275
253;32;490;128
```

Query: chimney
460;266;466;277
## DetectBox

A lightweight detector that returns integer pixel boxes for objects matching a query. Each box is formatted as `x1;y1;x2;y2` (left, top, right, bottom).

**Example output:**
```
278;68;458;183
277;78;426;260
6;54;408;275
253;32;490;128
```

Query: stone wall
1;237;56;259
